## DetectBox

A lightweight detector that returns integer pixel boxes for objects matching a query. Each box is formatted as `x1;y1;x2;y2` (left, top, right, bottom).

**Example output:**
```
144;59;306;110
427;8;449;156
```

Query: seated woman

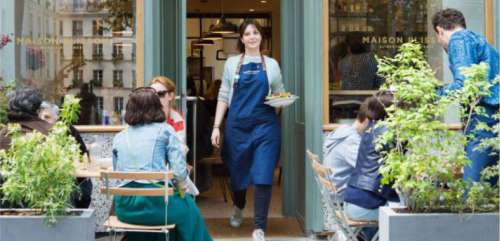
150;76;185;142
112;87;212;241
343;92;398;239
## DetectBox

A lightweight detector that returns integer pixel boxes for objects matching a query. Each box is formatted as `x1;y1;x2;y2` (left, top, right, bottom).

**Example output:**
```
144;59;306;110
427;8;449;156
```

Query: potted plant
375;42;499;241
0;95;96;241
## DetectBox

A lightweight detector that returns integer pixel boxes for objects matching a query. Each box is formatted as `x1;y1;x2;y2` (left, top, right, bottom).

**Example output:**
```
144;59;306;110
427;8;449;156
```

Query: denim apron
222;54;281;191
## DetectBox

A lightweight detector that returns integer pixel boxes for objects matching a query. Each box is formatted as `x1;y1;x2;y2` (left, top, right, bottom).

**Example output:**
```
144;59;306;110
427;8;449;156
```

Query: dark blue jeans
233;184;273;230
463;104;499;184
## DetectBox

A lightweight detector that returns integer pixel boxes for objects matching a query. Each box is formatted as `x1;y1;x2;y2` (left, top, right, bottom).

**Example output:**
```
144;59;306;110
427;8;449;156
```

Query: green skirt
114;182;213;241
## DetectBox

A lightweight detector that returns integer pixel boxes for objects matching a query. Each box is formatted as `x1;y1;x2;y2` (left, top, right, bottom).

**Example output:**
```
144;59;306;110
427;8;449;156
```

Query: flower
0;34;13;50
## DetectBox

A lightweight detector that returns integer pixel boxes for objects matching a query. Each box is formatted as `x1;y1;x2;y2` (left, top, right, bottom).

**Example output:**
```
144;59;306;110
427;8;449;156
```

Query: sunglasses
156;90;169;97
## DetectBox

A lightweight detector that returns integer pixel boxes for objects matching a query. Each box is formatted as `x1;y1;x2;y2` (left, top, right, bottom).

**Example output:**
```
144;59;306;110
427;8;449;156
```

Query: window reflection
0;0;136;125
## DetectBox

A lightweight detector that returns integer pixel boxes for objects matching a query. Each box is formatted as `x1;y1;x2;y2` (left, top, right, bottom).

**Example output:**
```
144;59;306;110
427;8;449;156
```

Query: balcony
112;53;124;64
92;54;104;61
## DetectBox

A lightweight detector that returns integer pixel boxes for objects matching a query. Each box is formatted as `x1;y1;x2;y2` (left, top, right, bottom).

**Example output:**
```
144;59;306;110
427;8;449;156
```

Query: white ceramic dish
264;95;299;107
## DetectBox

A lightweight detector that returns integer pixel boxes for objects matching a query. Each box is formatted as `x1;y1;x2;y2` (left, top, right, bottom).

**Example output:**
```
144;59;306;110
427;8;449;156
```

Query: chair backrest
100;171;174;197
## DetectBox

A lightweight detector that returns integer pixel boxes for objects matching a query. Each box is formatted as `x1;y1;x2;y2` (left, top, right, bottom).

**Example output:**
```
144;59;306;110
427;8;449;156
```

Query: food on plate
265;92;294;100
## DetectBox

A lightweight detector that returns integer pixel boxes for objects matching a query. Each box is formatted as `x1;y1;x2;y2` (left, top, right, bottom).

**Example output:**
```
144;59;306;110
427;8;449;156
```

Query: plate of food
264;92;299;107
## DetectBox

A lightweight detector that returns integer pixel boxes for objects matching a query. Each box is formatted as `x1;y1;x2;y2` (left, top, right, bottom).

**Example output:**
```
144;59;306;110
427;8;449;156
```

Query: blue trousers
463;104;499;183
232;184;272;230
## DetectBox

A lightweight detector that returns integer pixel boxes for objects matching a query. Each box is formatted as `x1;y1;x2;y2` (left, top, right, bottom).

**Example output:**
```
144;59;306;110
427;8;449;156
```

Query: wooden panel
74;125;125;133
101;171;173;180
322;0;329;124
136;0;145;87
100;187;174;196
105;216;175;230
485;0;494;44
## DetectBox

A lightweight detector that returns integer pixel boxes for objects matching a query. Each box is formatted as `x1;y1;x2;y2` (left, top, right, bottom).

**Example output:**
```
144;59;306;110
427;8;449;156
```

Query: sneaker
229;206;243;228
252;229;266;241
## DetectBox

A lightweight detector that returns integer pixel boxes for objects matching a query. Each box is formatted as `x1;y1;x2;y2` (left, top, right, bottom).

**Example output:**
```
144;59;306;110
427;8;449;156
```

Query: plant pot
379;206;499;241
0;208;95;241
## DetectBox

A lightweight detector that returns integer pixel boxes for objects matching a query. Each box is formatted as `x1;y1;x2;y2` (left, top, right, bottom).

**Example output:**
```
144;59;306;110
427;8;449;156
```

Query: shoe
252;229;266;241
229;206;243;228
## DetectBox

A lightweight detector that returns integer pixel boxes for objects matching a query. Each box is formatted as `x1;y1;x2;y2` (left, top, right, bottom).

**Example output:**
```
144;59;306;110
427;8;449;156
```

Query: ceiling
187;0;278;14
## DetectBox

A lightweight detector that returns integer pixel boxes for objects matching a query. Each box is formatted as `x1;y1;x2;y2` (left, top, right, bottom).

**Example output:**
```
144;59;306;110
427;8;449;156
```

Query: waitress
211;19;285;241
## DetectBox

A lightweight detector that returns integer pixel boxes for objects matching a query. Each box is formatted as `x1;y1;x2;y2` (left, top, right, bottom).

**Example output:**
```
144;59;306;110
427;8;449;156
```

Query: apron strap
233;54;270;95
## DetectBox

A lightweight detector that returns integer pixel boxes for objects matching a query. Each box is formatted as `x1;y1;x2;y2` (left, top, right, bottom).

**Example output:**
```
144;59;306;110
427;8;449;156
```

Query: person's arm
439;38;476;95
164;126;189;182
211;59;232;147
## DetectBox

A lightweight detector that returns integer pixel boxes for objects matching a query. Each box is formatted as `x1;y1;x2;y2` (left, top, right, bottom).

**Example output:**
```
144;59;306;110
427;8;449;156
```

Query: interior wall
187;0;281;85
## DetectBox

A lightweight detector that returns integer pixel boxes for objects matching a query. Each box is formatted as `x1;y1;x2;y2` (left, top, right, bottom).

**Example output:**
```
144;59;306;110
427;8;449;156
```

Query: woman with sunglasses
211;19;285;241
112;87;212;241
150;76;186;143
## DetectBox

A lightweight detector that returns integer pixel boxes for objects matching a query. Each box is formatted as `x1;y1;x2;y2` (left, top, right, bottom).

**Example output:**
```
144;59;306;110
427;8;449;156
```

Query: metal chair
306;149;379;241
100;171;175;241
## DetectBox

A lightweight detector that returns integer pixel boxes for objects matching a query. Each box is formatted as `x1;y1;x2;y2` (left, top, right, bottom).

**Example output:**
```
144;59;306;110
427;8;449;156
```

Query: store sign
15;37;113;49
363;35;438;49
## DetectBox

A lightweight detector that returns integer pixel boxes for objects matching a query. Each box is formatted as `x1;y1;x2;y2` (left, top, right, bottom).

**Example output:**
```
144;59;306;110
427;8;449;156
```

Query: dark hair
7;88;43;117
365;91;393;121
432;8;466;32
124;87;165;126
237;19;265;53
356;98;369;122
346;33;368;54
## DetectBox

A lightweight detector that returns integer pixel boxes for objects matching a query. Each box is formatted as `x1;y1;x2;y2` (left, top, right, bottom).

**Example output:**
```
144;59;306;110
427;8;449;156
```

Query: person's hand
211;127;220;148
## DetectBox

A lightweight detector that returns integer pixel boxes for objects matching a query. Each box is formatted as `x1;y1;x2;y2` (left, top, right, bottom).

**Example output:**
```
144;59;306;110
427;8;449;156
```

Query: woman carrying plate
210;19;285;241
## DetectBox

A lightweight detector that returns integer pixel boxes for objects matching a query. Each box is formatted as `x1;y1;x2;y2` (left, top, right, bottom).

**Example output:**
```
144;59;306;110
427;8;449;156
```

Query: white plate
264;95;299;107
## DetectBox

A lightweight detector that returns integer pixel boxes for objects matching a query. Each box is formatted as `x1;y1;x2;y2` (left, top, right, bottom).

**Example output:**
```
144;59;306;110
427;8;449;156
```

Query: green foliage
376;42;499;213
0;84;14;124
0;96;82;225
59;95;81;125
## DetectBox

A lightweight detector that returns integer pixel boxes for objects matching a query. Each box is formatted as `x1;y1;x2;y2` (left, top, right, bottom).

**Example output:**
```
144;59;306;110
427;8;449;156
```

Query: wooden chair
100;171;176;241
306;150;379;241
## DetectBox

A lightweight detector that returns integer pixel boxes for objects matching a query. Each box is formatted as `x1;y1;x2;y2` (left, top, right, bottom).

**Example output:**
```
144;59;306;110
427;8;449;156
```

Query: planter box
0;209;95;241
379;206;499;241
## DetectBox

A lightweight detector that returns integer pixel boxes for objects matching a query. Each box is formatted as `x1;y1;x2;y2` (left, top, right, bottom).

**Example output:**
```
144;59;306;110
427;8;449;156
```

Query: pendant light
210;0;237;34
201;32;223;40
192;39;215;46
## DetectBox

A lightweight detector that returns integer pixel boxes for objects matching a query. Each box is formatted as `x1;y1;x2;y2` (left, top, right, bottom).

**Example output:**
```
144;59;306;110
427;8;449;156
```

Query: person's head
432;9;466;49
7;88;43;119
346;33;368;54
124;87;165;126
365;91;394;121
150;76;176;109
237;19;265;53
39;101;59;124
353;98;370;132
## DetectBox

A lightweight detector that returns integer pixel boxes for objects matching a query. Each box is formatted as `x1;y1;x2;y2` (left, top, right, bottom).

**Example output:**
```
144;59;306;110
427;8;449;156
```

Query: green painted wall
281;0;324;232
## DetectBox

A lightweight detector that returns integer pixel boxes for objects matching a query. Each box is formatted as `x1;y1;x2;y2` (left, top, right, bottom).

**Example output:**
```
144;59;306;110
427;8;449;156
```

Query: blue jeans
344;202;378;241
464;104;499;184
233;184;273;230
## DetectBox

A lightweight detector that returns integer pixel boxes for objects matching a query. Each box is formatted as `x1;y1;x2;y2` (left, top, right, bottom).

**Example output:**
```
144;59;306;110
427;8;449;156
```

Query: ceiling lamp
210;0;237;34
192;39;215;46
201;32;223;40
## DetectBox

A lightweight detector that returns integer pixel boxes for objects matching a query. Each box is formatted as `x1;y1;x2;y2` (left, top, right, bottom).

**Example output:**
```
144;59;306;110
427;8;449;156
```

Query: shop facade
0;0;498;233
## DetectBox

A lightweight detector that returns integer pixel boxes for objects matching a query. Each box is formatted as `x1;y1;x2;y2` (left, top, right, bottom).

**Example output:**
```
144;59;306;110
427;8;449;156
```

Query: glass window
72;20;83;36
0;0;137;125
113;70;123;87
327;0;442;123
113;97;124;114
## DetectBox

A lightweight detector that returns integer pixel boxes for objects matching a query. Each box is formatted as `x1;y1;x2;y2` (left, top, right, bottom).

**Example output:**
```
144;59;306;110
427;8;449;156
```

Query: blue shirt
440;29;499;106
112;122;188;184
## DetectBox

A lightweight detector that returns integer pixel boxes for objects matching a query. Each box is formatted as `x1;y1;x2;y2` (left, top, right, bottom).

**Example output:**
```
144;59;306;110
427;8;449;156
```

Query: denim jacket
112;122;188;184
440;29;499;106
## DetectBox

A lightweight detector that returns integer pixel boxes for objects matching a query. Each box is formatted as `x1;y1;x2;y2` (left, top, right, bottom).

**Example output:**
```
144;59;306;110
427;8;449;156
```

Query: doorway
184;0;305;238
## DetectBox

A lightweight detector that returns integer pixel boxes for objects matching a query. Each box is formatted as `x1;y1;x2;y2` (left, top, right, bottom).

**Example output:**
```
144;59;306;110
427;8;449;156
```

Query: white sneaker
252;229;266;241
229;206;243;228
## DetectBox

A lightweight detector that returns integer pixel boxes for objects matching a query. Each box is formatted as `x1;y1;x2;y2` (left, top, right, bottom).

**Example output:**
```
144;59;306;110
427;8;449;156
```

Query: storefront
0;0;498;234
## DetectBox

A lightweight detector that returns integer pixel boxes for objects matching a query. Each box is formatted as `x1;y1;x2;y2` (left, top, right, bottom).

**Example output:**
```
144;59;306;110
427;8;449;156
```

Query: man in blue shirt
432;8;499;182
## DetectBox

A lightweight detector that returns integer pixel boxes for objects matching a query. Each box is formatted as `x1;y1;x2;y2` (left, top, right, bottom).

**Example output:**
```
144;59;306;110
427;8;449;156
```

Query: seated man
323;98;369;201
343;93;399;240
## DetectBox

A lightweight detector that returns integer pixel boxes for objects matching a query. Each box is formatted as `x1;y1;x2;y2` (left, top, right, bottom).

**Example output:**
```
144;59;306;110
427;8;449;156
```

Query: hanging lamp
201;32;223;40
192;39;215;46
209;0;237;34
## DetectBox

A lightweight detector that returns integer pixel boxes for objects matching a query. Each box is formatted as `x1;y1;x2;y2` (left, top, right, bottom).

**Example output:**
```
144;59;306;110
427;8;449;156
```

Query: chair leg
370;230;379;241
